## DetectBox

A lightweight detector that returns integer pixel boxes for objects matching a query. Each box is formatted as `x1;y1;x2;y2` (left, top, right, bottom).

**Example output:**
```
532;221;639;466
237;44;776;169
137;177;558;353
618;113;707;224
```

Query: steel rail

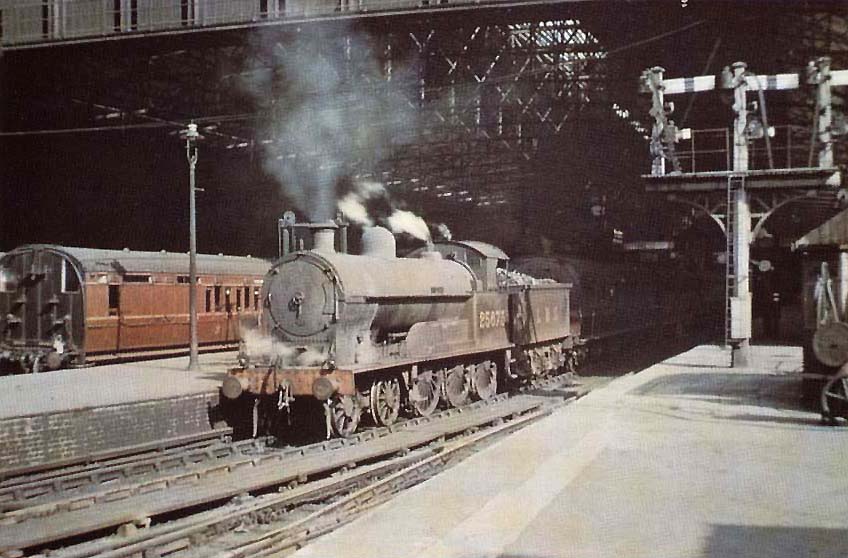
4;375;572;519
0;375;581;554
0;430;240;506
53;390;569;558
218;406;554;558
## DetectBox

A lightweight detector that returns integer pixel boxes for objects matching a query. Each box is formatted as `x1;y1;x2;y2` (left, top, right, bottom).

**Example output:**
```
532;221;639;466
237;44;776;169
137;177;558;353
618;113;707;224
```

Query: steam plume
338;179;432;242
387;210;431;241
240;328;327;367
241;29;415;222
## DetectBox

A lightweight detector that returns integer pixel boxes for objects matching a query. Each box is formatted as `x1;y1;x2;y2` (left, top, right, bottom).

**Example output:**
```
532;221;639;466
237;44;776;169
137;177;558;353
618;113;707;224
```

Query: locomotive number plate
479;309;507;329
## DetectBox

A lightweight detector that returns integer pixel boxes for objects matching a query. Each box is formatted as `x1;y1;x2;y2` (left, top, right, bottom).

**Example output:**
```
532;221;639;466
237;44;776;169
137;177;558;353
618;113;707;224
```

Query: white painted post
731;61;752;367
816;56;834;169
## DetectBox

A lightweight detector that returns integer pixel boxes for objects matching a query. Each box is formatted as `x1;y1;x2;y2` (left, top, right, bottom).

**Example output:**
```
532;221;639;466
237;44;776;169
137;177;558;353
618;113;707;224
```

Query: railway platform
295;344;848;558
0;352;235;474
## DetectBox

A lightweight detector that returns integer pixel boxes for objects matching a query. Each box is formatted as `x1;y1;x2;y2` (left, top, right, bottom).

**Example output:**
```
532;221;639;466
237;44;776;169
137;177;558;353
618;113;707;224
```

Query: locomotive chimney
312;224;336;254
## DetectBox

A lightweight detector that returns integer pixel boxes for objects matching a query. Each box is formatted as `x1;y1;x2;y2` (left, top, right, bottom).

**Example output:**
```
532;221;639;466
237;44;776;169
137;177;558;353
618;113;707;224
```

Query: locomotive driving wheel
471;361;498;401
370;378;401;426
328;395;361;438
444;365;470;408
409;370;440;417
821;370;848;425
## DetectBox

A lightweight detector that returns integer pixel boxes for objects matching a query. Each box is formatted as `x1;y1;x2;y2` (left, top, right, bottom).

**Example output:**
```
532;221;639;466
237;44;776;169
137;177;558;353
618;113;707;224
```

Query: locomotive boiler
223;220;575;437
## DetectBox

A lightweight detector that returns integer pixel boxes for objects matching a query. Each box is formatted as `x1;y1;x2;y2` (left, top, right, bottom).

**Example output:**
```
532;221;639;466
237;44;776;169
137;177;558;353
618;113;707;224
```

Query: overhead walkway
0;0;575;49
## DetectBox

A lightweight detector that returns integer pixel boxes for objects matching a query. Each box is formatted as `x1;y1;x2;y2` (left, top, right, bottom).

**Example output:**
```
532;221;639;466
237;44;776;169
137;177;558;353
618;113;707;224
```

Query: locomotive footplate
222;366;356;400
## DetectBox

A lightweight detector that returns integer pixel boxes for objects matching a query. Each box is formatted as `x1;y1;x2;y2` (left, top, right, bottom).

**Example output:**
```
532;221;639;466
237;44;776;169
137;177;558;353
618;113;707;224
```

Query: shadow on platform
631;372;805;413
702;524;848;558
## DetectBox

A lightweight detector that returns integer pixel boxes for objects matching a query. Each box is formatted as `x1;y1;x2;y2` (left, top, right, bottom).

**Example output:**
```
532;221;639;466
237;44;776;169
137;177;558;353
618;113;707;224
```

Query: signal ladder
724;174;745;346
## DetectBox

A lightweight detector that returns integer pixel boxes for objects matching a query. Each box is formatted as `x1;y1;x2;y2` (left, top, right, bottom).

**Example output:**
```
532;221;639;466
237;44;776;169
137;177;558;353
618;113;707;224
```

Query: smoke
241;328;294;362
240;328;327;367
337;179;432;241
241;29;417;222
337;179;386;227
387;210;431;241
337;193;373;227
434;223;452;241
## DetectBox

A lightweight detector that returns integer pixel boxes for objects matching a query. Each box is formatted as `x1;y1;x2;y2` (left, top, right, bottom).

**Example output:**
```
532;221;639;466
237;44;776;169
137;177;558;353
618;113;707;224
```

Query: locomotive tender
512;253;720;347
0;245;268;373
222;221;575;437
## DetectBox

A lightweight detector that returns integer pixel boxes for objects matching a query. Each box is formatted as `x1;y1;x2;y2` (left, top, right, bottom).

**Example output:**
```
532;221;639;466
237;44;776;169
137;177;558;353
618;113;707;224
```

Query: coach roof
3;245;270;276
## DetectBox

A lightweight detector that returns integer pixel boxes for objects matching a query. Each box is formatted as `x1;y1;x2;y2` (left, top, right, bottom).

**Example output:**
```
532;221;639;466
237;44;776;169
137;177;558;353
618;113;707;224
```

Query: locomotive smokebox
361;227;396;258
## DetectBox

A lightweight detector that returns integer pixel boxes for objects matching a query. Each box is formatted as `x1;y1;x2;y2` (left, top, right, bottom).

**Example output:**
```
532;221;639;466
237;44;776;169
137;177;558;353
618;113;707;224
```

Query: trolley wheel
812;322;848;367
369;378;401;426
444;365;470;408
409;371;440;417
328;395;361;438
821;370;848;425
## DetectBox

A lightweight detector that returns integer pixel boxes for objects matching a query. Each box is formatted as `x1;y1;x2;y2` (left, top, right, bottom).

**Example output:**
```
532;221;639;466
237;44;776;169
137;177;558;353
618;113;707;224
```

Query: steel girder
5;15;609;217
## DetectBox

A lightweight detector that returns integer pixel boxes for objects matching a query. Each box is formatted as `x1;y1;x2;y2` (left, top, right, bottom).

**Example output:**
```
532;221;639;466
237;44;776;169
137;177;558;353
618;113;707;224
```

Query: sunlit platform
294;344;848;558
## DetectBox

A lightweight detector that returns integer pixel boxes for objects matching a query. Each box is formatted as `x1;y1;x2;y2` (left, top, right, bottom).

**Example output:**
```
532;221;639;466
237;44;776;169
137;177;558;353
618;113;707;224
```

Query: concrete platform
0;352;234;420
295;345;848;558
0;353;235;473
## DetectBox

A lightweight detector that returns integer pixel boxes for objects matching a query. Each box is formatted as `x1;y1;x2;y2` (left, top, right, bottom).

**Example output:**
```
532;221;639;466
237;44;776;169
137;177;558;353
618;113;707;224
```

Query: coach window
108;285;120;316
61;260;80;293
225;288;232;312
214;286;221;311
205;288;212;313
254;287;260;310
244;287;250;310
180;0;195;26
236;288;242;311
0;261;18;293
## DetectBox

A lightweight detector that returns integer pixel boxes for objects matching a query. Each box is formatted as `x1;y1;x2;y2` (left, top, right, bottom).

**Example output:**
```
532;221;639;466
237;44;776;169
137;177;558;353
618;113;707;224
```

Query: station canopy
795;208;848;250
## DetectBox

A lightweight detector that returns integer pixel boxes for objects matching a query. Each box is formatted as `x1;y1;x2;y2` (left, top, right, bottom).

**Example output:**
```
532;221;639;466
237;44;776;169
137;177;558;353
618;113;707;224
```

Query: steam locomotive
222;220;576;437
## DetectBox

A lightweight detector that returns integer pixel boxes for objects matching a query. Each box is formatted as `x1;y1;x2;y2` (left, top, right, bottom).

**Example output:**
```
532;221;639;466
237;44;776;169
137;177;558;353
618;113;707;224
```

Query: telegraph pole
182;122;202;371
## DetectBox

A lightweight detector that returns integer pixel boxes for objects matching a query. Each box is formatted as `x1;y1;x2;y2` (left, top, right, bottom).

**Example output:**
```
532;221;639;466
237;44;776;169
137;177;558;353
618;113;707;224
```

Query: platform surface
295;344;848;558
0;352;235;419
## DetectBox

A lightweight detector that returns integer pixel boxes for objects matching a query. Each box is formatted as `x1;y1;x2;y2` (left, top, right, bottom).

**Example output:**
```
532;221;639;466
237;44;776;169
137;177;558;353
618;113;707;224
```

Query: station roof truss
3;3;848;254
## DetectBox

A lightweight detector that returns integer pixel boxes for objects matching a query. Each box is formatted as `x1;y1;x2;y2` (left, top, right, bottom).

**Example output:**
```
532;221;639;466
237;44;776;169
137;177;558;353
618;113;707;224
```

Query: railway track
0;374;587;556
0;429;238;508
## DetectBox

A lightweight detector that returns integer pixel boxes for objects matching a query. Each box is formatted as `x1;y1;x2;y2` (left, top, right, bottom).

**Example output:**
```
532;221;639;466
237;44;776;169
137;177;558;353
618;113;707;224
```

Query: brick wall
0;392;220;473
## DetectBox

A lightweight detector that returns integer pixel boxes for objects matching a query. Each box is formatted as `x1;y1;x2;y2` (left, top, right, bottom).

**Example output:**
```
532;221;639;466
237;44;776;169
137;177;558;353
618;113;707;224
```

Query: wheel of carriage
329;395;361;437
444;365;470;408
821;370;848;425
471;361;498;401
370;377;401;426
409;370;440;417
